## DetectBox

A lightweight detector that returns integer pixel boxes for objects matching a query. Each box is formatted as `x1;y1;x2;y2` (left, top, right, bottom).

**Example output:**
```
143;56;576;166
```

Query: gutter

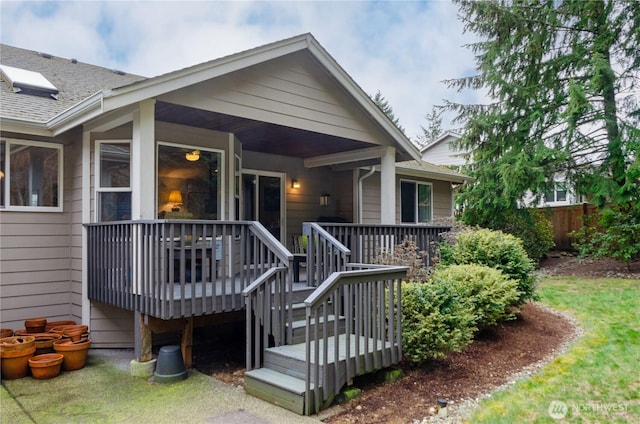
47;91;104;136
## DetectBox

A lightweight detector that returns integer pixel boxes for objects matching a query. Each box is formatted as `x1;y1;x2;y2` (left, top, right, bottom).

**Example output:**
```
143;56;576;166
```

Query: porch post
131;99;156;368
380;146;396;224
131;99;156;220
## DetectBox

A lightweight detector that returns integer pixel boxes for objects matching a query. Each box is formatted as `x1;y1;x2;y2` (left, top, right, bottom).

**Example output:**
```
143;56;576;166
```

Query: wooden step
291;285;315;303
288;315;345;344
245;368;313;415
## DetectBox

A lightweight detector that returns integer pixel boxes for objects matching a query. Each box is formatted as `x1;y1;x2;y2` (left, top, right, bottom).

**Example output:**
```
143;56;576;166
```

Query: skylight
0;64;58;98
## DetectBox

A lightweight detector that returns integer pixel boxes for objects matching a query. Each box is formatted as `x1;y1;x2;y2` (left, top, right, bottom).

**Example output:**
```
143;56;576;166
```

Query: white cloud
0;0;484;140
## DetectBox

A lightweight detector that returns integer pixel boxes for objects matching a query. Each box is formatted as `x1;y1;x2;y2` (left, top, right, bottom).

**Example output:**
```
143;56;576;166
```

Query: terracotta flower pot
45;320;76;332
62;325;89;342
24;318;47;334
0;336;36;352
31;333;63;355
49;325;77;336
1;345;36;379
0;329;13;339
28;353;64;379
53;338;91;371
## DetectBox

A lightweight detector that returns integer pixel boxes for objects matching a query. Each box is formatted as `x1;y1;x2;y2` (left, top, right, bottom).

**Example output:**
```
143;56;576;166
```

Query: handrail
242;266;288;370
303;265;407;415
304;266;407;307
318;222;451;267
248;221;293;264
303;222;351;286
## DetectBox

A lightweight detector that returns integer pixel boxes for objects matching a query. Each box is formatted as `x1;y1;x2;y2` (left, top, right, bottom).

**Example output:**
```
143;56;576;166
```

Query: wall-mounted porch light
291;179;300;189
320;193;330;206
185;150;200;161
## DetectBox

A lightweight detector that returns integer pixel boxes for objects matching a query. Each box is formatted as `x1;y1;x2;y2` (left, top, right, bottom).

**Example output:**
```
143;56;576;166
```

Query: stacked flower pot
1;317;91;380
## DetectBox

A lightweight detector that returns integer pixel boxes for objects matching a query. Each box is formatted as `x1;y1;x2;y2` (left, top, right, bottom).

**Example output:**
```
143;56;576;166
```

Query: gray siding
361;174;382;225
361;172;454;225
0;138;74;331
242;151;351;250
159;51;391;145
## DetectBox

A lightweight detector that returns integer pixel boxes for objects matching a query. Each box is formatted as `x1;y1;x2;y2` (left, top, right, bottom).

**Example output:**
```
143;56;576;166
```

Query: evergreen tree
445;0;639;229
416;106;444;148
371;90;406;135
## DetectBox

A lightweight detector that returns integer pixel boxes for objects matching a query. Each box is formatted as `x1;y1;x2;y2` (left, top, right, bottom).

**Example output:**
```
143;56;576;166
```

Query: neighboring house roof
420;130;462;154
1;34;420;162
420;130;467;167
395;160;472;183
0;44;145;123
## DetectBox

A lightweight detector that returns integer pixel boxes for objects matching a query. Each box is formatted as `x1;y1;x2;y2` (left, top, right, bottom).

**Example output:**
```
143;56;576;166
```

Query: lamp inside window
168;190;183;211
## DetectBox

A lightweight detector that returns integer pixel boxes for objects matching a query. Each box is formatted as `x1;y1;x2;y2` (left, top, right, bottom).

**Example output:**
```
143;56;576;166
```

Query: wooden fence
541;203;598;250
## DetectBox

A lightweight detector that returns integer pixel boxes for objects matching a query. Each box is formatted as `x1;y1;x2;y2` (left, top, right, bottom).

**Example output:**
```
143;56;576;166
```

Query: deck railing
303;265;407;415
303;223;351;286
242;266;289;370
85;220;292;319
317;223;451;266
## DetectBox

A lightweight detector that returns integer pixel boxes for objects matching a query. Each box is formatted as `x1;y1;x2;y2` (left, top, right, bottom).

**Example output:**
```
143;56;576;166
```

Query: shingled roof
0;44;145;123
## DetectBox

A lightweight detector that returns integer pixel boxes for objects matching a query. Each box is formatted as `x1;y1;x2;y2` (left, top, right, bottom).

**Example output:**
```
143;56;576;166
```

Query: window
0;139;63;211
401;180;432;223
157;144;223;220
96;140;131;221
545;182;567;203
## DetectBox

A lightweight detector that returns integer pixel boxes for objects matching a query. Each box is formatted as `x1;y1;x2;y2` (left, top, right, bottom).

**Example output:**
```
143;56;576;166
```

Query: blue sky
1;0;483;141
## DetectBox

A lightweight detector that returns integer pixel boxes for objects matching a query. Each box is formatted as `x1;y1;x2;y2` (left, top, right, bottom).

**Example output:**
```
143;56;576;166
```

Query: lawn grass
468;277;639;423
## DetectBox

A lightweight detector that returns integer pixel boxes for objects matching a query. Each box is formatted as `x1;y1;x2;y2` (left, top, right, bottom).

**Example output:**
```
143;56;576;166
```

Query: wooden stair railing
244;265;407;415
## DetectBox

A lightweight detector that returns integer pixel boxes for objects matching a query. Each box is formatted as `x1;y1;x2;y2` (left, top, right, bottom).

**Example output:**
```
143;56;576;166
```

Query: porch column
131;99;156;220
380;146;396;224
131;99;155;367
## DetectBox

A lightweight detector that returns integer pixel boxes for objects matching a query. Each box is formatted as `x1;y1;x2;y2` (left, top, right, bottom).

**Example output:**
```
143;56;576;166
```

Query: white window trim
1;138;63;212
400;179;433;224
157;141;226;220
94;139;132;222
243;168;286;240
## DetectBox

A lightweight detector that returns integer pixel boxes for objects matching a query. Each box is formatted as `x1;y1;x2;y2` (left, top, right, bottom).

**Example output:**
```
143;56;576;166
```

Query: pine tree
445;0;639;228
371;90;406;135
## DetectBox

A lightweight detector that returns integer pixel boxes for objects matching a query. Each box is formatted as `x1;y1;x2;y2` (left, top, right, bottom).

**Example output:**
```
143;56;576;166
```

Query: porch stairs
244;284;392;415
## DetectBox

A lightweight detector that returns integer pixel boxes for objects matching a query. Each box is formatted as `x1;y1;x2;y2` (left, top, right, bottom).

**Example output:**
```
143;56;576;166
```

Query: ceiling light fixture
185;150;200;161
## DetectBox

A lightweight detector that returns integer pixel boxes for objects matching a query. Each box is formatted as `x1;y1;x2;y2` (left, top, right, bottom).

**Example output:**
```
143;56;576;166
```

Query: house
421;131;590;249
0;34;468;414
421;131;581;207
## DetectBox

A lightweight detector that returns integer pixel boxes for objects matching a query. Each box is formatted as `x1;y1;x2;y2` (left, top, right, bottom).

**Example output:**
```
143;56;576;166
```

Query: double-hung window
95;140;131;221
544;182;567;203
401;180;432;223
0;138;63;212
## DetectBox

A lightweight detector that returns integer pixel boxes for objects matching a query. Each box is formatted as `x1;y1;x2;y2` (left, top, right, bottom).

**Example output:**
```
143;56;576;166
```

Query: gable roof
420;130;461;154
1;34;420;161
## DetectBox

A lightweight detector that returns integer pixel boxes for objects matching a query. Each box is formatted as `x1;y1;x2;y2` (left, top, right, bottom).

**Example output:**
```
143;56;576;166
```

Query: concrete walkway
1;349;321;424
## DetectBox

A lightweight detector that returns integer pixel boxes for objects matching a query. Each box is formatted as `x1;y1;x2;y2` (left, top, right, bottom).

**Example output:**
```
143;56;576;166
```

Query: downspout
357;166;376;224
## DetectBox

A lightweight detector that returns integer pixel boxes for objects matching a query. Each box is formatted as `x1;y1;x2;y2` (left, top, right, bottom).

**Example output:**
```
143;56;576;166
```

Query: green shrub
430;264;520;328
572;202;640;263
438;228;537;305
401;281;476;363
502;209;555;263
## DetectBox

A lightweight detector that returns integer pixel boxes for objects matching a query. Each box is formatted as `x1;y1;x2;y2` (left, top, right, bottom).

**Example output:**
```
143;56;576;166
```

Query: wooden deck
86;221;450;415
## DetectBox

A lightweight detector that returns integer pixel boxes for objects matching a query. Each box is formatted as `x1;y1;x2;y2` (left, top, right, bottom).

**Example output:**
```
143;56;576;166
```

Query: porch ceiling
155;101;372;160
